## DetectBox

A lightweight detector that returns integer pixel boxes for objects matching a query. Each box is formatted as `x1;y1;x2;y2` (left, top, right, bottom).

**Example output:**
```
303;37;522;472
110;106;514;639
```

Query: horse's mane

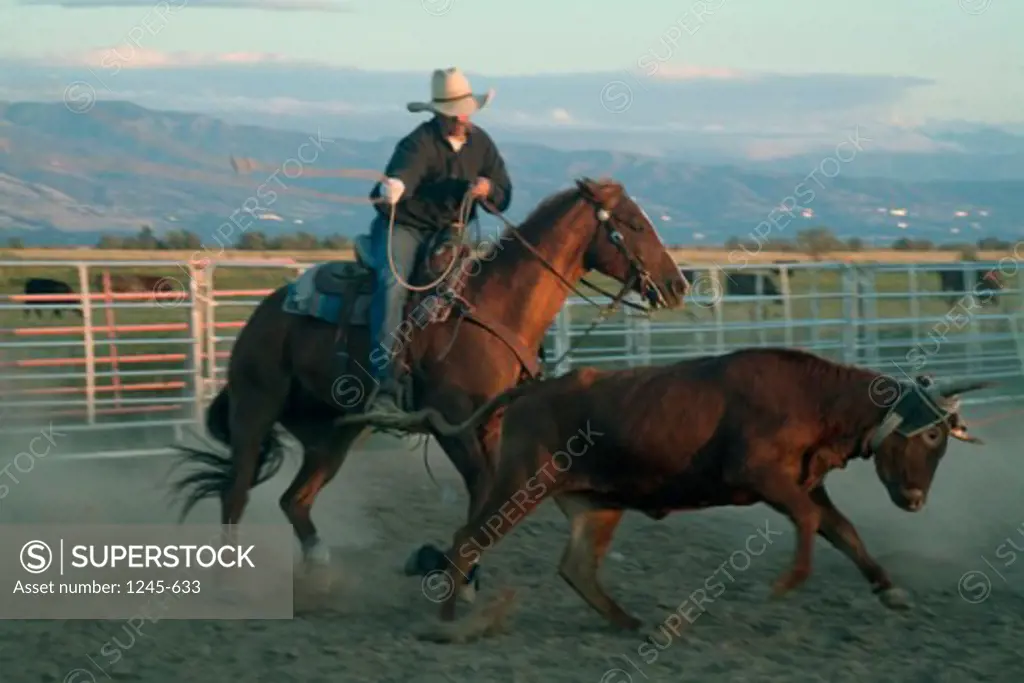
477;178;621;261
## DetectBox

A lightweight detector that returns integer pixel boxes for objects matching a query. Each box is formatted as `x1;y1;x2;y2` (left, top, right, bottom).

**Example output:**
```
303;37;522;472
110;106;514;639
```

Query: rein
380;188;658;377
477;197;655;372
483;199;652;315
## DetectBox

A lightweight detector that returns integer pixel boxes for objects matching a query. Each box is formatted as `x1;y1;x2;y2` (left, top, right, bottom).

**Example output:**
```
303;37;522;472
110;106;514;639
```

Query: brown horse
170;178;689;599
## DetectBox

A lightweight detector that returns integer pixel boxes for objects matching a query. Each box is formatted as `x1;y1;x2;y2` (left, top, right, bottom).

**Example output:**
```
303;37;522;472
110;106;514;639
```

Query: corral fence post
808;268;821;351
552;304;572;376
840;263;859;363
908;263;922;345
964;262;982;374
203;262;218;402
859;265;880;368
1013;264;1024;378
778;264;794;347
76;262;96;425
712;267;726;354
624;292;651;367
185;263;206;425
754;272;766;346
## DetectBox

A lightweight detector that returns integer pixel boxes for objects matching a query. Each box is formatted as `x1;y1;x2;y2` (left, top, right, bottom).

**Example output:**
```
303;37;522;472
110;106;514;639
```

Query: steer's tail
423;380;541;436
169;386;285;521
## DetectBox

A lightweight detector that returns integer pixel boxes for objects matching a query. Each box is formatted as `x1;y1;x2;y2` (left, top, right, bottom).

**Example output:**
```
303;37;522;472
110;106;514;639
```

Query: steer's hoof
458;580;477;604
878;587;912;611
770;568;809;598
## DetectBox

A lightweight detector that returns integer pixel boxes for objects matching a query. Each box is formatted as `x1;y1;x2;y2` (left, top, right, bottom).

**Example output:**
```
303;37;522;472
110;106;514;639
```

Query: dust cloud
0;427;388;558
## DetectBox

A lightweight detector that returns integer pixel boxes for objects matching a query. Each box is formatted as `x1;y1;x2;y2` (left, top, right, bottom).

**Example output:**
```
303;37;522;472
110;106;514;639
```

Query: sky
0;0;1020;129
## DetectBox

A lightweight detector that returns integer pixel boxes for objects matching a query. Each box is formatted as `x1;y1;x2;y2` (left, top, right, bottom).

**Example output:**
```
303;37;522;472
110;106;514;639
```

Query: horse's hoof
302;564;335;595
404;544;444;576
304;543;331;567
878;587;912;611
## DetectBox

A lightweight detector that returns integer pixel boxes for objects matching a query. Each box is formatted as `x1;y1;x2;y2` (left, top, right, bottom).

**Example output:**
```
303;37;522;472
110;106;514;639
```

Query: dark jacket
370;118;512;232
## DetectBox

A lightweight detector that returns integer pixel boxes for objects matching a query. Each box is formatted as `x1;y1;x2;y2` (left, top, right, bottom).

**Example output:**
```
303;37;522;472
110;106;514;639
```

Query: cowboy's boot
366;372;404;418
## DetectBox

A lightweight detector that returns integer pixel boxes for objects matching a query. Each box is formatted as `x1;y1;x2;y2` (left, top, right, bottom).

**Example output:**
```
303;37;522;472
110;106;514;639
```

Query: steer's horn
935;379;996;399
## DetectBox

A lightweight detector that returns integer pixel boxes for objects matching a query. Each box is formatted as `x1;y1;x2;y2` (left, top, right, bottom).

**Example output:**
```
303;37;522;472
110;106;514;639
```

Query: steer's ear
949;413;984;445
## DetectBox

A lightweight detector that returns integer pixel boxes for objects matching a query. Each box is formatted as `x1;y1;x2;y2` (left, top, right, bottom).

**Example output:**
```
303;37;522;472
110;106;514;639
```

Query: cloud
550;108;573;124
58;48;315;69
16;0;352;11
0;57;944;158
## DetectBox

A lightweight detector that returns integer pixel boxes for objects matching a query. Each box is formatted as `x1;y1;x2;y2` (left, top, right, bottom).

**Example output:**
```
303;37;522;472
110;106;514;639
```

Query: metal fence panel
0;258;1020;459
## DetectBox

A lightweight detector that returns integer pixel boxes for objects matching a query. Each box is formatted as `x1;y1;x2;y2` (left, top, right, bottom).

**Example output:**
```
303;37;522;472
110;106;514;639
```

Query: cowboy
362;67;513;417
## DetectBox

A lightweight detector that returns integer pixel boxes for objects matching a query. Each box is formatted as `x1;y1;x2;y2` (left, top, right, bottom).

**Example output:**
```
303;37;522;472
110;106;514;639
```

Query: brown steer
426;348;991;630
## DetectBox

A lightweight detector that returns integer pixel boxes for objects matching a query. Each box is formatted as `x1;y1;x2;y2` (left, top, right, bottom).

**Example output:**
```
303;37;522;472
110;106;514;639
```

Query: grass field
0;248;1020;451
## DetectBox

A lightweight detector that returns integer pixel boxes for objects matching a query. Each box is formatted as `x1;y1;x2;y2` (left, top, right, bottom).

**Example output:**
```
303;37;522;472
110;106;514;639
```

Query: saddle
317;231;473;377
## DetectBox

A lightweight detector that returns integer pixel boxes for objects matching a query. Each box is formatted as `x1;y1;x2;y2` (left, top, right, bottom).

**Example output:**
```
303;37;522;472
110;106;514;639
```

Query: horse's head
574;177;689;310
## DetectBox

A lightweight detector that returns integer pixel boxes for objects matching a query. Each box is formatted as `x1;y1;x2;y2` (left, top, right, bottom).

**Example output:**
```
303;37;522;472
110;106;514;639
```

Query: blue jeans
368;216;424;383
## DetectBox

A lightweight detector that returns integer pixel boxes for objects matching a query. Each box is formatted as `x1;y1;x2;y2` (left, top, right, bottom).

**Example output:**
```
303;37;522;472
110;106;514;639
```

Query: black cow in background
935;267;1004;307
22;278;81;318
680;265;793;313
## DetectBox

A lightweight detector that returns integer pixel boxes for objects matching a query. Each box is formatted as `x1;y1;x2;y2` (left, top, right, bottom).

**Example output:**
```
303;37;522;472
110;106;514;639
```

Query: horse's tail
169;386;285;522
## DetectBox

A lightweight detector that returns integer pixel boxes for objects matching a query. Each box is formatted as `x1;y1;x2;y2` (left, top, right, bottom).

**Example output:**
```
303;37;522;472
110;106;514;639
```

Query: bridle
478;186;677;371
868;375;982;453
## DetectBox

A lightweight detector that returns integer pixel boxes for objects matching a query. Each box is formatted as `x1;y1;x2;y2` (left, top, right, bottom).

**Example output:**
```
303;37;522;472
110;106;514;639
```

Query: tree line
87;226;354;251
2;225;1017;254
724;227;1013;258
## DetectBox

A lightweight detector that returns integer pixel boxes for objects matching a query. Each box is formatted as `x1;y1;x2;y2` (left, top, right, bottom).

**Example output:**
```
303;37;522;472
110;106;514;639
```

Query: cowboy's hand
382;177;405;205
470;177;492;199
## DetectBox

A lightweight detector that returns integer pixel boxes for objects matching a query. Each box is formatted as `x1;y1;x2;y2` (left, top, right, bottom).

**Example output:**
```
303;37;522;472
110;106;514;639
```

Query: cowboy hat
407;67;495;118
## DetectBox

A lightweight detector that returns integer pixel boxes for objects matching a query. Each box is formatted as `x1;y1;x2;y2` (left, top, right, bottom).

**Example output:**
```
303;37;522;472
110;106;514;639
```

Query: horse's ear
575;177;597;198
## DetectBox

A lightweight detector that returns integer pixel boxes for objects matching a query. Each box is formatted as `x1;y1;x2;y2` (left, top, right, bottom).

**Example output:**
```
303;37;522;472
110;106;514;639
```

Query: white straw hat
407;67;495;117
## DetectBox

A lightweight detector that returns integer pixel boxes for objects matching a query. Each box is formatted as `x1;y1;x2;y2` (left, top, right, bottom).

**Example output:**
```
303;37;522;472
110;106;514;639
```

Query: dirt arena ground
1;405;1023;683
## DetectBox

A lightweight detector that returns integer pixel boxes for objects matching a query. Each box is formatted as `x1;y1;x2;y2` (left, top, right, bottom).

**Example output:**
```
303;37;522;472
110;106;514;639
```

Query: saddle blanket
281;264;372;326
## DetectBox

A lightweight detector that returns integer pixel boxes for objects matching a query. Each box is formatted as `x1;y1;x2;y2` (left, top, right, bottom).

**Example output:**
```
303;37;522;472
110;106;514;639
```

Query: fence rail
0;258;1020;459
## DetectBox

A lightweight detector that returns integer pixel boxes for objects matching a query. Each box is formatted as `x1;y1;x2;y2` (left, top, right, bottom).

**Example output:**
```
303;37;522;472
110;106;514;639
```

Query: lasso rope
382;190;475;293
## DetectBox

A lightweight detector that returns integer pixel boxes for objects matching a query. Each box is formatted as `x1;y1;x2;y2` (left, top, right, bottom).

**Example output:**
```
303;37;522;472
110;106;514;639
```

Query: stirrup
363;377;406;413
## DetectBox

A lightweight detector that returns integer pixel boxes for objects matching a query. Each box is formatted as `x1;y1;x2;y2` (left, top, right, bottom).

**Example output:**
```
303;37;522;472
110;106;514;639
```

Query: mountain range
1;100;1022;247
